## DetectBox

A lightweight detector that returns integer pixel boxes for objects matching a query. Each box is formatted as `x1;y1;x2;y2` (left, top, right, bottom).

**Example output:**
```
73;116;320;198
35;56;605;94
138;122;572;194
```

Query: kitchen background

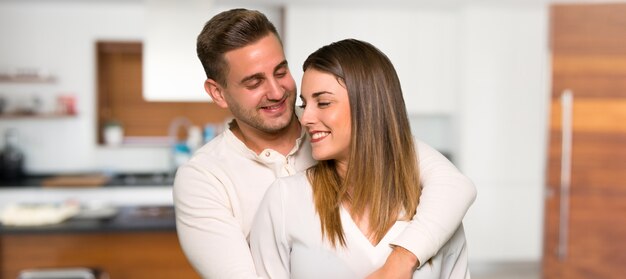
0;0;622;278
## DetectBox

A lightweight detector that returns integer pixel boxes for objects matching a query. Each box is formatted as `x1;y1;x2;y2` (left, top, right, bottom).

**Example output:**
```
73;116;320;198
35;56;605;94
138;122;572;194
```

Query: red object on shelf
57;95;77;115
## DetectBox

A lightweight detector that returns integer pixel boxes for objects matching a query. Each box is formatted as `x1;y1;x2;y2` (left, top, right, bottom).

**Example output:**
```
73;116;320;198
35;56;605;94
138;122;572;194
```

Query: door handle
558;89;573;260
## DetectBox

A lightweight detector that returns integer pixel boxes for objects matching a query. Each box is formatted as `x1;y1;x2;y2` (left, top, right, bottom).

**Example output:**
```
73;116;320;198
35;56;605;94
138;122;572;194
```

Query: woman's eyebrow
300;91;331;101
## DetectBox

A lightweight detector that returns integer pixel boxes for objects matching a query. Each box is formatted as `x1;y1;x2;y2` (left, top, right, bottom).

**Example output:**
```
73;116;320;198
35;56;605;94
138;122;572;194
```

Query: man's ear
205;79;228;109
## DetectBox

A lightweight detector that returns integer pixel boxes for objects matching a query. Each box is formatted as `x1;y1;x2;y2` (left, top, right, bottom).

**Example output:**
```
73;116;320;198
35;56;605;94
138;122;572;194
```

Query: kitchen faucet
167;117;196;176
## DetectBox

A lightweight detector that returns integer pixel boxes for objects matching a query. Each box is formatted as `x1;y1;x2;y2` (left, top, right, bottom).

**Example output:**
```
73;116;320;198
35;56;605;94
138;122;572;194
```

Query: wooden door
544;4;626;279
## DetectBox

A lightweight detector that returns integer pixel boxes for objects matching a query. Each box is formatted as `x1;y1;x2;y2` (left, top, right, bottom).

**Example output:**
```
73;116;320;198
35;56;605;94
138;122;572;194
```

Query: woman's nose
299;105;314;126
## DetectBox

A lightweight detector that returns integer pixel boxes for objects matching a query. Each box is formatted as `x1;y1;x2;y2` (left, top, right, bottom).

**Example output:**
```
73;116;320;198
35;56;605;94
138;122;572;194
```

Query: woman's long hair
303;39;421;247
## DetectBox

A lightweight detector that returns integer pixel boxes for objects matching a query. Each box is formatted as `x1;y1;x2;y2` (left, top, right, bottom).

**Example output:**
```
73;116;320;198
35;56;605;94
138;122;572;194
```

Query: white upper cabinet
143;0;212;102
142;1;283;102
285;6;459;114
143;2;460;112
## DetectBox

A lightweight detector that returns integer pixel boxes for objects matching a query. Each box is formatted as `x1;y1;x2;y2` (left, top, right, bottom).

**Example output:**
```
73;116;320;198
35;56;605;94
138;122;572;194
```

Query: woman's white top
250;172;470;279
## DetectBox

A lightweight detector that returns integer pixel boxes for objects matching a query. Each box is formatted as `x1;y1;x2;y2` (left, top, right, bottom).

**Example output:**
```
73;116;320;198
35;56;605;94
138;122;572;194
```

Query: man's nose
266;78;284;101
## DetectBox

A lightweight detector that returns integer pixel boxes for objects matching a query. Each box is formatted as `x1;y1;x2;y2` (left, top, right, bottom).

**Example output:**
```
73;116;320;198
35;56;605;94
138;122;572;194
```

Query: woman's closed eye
298;101;330;109
317;101;331;108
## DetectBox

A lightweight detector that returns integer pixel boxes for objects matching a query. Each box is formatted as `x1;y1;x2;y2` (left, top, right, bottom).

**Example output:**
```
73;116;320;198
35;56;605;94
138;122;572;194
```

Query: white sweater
250;172;470;279
173;128;476;279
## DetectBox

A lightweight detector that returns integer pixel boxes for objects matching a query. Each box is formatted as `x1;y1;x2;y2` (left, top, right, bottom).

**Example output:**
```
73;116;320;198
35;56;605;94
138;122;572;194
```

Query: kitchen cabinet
1;231;199;279
543;4;626;278
142;2;283;102
0;205;199;279
284;6;458;114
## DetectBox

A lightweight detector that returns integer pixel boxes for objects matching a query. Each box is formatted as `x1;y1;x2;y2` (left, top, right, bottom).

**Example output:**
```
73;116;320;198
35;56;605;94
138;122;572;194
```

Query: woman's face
300;68;352;172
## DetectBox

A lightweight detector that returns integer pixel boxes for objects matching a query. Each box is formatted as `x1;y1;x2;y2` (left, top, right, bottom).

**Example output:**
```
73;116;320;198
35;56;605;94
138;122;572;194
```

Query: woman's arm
394;140;476;266
368;140;476;278
249;180;291;279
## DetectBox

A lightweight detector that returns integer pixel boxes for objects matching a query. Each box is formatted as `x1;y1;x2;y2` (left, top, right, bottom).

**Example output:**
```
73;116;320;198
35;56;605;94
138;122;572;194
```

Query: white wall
285;6;459;115
457;5;549;262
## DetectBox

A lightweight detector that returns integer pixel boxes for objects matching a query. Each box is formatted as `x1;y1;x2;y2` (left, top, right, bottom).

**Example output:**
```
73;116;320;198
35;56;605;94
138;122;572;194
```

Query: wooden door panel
568;194;626;262
552;55;626;76
571;132;626;193
546;100;626;193
543;193;626;279
552;76;626;99
551;4;626;55
546;3;626;278
549;100;626;133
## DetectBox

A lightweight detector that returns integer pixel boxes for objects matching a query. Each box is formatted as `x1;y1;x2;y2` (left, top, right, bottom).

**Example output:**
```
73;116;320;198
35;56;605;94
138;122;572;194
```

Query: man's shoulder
173;133;249;195
175;133;240;176
188;132;239;163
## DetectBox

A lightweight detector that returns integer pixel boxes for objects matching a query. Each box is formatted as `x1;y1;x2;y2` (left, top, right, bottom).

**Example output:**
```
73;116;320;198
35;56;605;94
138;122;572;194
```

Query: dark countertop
0;172;175;188
0;206;176;234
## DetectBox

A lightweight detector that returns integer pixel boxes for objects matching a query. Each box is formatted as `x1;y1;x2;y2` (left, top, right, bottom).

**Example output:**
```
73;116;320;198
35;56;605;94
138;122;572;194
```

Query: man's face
220;34;297;134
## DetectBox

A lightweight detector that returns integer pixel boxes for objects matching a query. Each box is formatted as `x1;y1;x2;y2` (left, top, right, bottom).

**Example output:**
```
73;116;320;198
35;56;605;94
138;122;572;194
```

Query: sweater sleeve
389;140;477;268
250;180;291;279
173;162;260;279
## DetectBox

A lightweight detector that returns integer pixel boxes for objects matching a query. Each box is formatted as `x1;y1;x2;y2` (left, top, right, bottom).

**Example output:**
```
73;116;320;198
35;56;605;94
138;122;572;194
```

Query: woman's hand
365;245;419;279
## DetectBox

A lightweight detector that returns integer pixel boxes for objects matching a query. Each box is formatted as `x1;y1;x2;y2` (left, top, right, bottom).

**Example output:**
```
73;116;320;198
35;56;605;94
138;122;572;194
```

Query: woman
250;39;469;279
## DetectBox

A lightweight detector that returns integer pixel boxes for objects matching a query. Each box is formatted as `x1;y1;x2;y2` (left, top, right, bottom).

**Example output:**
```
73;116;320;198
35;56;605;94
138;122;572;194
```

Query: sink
106;172;174;186
125;206;174;219
111;206;176;230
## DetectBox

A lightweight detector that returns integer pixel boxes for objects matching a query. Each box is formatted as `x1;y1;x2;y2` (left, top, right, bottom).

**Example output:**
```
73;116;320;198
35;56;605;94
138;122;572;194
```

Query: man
174;8;476;279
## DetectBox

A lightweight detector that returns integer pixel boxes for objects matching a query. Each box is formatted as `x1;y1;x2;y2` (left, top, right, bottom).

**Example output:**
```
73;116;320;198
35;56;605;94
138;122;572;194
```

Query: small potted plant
103;119;124;146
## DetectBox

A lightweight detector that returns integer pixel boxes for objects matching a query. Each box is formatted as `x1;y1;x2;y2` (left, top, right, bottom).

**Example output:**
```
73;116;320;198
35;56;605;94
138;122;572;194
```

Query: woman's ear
204;79;228;108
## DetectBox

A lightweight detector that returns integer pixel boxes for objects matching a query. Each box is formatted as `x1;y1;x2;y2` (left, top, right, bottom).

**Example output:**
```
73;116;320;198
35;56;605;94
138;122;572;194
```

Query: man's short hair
196;8;280;87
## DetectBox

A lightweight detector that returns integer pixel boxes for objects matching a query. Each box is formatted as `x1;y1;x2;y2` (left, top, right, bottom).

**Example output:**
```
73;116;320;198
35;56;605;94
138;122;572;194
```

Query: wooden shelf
0;75;56;84
0;112;76;119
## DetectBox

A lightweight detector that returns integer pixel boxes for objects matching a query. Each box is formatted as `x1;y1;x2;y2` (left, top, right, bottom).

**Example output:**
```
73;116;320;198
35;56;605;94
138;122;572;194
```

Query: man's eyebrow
274;60;288;71
240;73;264;85
239;60;288;85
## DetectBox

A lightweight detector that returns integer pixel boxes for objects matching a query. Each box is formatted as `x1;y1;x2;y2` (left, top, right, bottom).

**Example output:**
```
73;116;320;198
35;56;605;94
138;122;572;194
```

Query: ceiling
220;0;626;8
4;0;625;6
